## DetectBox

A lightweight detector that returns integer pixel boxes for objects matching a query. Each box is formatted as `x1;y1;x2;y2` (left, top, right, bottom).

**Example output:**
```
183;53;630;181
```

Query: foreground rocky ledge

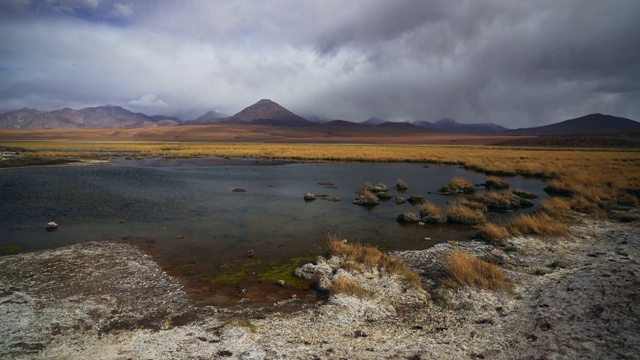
1;216;638;359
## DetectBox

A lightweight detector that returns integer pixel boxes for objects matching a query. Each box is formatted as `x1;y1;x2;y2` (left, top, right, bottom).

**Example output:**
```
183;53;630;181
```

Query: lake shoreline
1;215;638;359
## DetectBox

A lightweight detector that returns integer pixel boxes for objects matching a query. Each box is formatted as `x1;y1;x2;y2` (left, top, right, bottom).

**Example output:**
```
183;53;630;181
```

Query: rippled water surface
0;158;547;305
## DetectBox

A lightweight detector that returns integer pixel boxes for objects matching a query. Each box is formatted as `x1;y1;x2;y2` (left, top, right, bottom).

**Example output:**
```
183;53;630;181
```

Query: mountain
225;99;312;126
413;120;438;131
0;106;179;128
363;117;386;125
506;114;640;136
190;110;229;123
424;118;508;134
373;122;431;133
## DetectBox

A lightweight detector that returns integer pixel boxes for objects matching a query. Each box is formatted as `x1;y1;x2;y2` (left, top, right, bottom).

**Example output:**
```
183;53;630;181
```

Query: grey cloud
0;0;638;126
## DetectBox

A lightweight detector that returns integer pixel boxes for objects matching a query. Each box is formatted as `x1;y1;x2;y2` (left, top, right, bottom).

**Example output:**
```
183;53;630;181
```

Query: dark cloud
0;0;638;126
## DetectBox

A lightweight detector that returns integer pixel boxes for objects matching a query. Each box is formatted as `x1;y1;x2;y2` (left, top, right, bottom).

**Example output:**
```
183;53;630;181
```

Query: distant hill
506;114;640;136
0;106;179;128
416;118;508;134
189;110;229;123
374;122;431;133
363;117;386;125
224;99;312;126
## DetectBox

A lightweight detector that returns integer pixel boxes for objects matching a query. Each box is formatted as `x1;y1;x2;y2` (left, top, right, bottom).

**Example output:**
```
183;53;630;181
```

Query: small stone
276;280;285;287
246;250;256;258
304;193;316;201
232;188;247;192
45;222;58;231
176;235;184;239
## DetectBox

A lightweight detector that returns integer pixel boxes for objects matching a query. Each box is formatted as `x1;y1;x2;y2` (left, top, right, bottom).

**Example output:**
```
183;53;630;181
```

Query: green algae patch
0;245;21;255
257;256;314;289
199;259;262;285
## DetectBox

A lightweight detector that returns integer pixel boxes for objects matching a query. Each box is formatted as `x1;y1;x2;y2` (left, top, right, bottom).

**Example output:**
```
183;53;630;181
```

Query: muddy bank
1;216;638;359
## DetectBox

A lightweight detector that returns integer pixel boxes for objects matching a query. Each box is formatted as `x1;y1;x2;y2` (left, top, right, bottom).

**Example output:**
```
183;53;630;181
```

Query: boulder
485;248;511;265
407;195;426;205
396;212;422;223
353;194;380;206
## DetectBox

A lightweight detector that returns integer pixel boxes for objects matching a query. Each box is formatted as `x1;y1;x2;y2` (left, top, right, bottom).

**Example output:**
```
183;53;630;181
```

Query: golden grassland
3;141;639;211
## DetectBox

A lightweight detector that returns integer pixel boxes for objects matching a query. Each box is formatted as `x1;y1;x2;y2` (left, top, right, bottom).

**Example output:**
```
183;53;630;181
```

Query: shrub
508;213;568;237
484;176;510;190
446;204;486;224
443;250;510;291
326;235;421;287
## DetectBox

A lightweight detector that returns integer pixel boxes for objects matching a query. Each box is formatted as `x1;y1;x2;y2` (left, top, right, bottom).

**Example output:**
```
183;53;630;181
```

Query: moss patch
0;245;21;255
257;256;314;289
199;259;262;285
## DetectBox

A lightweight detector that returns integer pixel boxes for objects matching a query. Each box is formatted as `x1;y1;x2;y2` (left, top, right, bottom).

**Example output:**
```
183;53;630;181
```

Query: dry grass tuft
326;234;421;287
485;176;510;190
443;250;510;291
418;201;443;217
476;222;511;244
540;197;574;220
508;213;568;237
441;177;477;194
446;204;486;224
330;276;374;297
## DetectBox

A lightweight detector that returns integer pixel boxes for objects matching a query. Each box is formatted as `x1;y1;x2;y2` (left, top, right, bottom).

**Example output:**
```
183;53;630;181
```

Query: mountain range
1;99;638;136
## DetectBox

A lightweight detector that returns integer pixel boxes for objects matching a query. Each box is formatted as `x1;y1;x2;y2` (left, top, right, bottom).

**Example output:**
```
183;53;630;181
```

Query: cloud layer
0;0;638;126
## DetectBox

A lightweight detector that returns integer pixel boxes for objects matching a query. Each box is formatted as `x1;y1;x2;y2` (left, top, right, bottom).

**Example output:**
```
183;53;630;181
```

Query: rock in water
45;222;58;231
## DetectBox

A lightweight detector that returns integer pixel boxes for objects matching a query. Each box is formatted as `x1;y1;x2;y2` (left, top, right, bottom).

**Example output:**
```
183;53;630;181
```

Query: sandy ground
1;215;638;359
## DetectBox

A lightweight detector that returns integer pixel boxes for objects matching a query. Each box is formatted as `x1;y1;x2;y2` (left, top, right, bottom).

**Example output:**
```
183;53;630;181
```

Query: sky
0;0;639;126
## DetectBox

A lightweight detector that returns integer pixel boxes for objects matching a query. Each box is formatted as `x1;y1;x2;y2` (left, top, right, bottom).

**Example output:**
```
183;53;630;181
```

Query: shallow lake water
0;158;548;306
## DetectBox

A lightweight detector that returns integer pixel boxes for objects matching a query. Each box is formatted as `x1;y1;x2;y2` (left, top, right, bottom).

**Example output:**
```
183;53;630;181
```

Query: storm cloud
0;0;638;126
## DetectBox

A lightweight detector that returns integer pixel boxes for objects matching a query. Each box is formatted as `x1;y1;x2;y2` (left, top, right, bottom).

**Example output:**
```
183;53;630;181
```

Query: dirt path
0;216;638;359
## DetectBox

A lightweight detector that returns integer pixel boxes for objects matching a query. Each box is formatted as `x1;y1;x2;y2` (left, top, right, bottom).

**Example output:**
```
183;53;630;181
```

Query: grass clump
443;250;510;291
330;276;374;298
484;176;510;190
612;211;640;223
418;201;446;223
512;189;538;199
550;260;569;269
394;178;409;191
476;222;511;244
508;213;568;237
440;177;477;195
446;204;486;225
326;234;421;287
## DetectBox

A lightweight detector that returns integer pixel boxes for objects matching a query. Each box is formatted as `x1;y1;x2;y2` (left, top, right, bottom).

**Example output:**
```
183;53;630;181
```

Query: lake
0;158;547;306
